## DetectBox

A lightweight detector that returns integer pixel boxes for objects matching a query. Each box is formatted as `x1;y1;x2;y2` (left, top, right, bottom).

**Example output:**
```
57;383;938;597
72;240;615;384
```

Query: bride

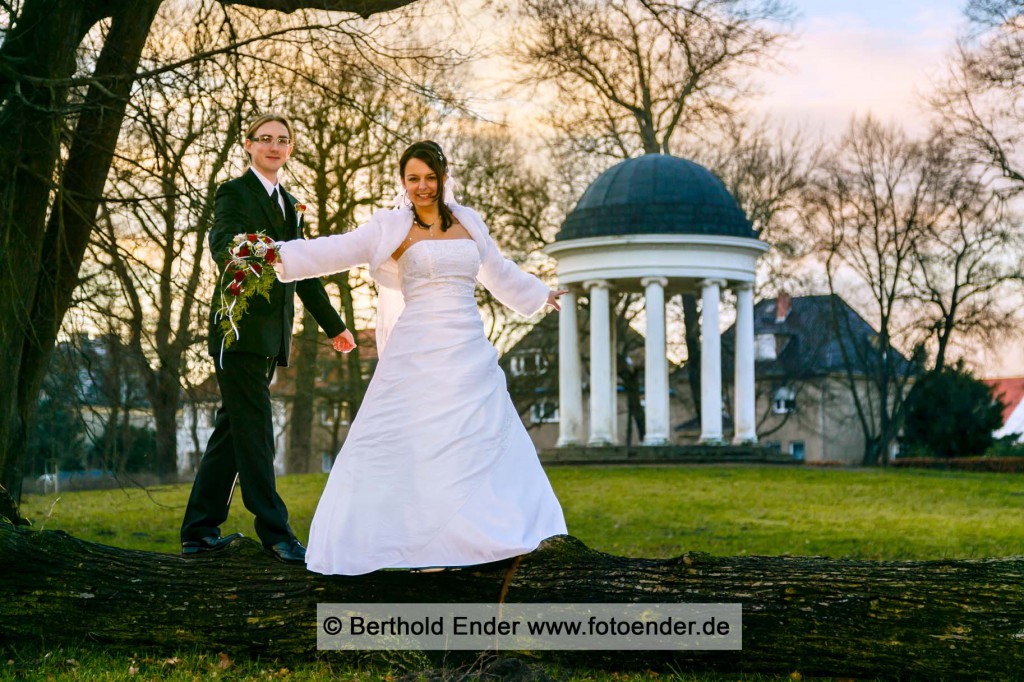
274;140;568;575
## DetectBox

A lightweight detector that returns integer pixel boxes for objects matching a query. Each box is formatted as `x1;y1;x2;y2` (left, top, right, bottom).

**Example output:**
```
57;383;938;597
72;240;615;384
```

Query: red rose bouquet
215;232;280;361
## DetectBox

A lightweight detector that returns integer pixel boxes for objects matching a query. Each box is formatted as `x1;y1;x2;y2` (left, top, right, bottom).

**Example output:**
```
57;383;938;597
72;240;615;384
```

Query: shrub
903;362;1004;458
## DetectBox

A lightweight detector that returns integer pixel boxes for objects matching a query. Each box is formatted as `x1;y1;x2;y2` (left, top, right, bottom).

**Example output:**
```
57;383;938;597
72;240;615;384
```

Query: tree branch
218;0;418;18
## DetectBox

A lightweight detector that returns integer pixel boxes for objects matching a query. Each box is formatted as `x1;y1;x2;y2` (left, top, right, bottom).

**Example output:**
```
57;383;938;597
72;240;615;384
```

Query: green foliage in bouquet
215;232;279;353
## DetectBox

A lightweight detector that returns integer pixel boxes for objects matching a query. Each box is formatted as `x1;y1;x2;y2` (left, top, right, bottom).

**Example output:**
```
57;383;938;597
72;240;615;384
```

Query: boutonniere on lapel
295;203;306;226
214;232;281;366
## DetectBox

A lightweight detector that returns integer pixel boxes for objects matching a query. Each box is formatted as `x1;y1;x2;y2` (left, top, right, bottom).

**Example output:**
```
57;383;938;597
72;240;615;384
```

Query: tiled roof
983;376;1024;423
725;294;913;379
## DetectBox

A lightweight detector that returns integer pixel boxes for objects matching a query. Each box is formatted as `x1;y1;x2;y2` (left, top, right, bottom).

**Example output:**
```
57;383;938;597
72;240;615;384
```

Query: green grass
0;645;852;682
8;464;1022;680
18;464;1024;560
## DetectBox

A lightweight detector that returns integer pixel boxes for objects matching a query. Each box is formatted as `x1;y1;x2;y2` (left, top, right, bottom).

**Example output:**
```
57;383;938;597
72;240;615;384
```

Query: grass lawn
7;464;1023;680
17;464;1024;560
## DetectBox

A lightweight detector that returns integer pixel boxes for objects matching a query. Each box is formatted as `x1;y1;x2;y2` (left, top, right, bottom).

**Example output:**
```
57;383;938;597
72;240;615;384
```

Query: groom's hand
332;329;357;353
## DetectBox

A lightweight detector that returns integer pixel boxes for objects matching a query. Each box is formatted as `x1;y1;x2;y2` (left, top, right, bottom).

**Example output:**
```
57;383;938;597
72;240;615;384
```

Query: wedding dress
304;238;567;575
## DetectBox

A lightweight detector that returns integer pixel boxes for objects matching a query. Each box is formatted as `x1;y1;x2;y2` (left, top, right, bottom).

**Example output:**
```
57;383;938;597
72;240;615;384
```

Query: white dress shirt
249;168;285;215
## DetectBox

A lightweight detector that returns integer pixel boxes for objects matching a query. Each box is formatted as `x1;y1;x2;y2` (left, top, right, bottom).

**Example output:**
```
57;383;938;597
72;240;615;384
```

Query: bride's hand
332;329;357;353
547;289;569;311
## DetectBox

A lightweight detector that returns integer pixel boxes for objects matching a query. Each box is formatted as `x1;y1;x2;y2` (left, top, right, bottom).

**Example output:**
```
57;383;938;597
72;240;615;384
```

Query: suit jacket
207;169;346;366
274;203;550;354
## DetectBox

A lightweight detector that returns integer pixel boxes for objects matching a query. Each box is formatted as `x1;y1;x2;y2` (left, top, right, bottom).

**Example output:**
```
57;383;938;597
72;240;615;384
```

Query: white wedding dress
304;238;567;575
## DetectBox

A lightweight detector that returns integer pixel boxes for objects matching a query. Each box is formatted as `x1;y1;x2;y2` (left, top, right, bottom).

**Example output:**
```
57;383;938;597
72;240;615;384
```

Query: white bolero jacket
275;203;551;353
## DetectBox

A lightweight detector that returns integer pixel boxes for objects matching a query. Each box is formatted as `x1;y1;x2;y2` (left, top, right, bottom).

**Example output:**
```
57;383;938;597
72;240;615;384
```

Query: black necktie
270;188;285;221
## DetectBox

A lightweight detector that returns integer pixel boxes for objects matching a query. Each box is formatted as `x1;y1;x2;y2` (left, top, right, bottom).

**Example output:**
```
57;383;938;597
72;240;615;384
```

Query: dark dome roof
556;154;756;241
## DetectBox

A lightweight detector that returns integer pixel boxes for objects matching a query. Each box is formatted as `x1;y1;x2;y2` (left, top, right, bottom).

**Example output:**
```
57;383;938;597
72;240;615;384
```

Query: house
721;293;915;464
177;329;379;477
503;292;913;465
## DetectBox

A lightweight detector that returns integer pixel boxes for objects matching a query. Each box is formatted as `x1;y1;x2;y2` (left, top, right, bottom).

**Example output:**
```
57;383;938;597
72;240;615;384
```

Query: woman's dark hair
400;140;455;232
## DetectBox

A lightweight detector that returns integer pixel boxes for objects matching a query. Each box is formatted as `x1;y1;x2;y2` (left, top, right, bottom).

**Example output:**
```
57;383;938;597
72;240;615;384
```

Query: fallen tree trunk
1;521;1022;679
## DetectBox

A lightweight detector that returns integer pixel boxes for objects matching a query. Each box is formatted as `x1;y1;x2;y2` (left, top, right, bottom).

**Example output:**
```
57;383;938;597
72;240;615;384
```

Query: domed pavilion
543;153;768;447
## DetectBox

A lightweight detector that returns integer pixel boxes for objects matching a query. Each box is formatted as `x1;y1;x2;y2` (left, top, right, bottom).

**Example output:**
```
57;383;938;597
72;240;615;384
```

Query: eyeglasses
249;135;293;147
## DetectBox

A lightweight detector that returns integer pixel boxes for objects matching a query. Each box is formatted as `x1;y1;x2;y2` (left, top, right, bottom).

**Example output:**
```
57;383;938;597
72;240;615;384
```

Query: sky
754;0;968;135
471;1;1024;375
466;0;970;136
757;1;1024;377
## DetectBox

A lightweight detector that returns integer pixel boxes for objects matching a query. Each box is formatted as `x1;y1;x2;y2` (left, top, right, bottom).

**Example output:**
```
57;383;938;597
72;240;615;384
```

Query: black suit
181;169;346;547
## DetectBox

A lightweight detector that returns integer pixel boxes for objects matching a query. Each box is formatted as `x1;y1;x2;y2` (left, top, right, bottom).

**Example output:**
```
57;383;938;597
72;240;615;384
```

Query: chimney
775;292;791;323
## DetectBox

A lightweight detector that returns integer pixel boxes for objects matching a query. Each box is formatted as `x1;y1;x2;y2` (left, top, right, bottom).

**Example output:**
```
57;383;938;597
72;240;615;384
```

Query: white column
586;280;613;445
557;289;584;446
609;305;619;444
733;283;758;444
642;277;670;445
700;279;725;443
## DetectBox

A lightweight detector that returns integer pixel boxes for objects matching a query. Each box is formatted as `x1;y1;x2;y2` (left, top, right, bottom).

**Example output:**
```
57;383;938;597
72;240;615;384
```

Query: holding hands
332;329;357;353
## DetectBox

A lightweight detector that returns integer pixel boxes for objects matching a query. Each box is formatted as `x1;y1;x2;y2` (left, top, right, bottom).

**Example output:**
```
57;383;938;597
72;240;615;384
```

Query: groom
181;113;356;564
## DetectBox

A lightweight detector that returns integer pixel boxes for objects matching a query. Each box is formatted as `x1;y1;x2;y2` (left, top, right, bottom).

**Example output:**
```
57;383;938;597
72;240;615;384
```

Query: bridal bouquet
215;232;279;354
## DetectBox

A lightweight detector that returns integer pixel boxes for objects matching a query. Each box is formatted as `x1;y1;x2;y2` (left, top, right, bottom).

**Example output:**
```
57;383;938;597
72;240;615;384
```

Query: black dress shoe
181;532;244;556
265;539;306;564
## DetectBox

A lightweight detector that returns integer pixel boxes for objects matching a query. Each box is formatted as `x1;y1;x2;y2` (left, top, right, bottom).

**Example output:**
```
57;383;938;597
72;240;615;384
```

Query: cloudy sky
469;1;1024;374
467;0;971;136
757;0;968;135
757;1;1024;377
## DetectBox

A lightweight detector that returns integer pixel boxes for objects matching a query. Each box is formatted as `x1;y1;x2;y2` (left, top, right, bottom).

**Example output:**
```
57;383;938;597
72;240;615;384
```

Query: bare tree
0;0;423;518
805;117;933;466
906;134;1022;372
932;1;1024;191
508;0;794;419
513;0;794;157
684;117;821;295
281;51;444;472
86;1;250;478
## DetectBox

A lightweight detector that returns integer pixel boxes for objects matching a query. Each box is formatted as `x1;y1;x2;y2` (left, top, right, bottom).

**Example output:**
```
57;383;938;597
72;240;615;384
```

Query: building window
790;441;805;461
320;402;351;427
530;400;559;424
510;351;548;377
772;387;796;414
755;334;777;361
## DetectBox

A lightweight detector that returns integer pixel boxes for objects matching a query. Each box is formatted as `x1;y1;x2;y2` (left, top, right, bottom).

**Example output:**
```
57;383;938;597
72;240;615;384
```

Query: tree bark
1;522;1021;678
0;0;107;511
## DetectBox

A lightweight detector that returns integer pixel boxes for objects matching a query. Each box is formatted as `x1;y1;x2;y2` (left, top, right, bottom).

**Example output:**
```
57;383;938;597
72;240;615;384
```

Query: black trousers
180;352;294;546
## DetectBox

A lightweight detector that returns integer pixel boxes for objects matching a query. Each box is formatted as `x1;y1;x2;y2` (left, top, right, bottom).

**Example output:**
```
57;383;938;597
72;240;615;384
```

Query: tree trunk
0;0;161;506
0;0;106;510
328;272;366;417
152;364;182;478
682;293;702;413
0;0;422;519
0;523;1021;678
287;311;320;474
